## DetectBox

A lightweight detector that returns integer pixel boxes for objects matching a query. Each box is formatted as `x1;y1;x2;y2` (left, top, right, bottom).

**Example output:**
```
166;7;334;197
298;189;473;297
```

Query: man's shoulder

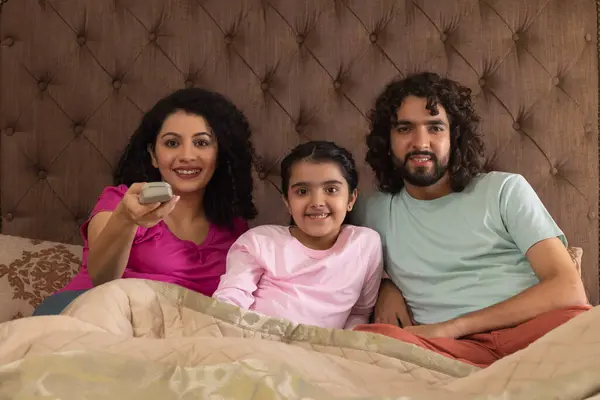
466;171;528;196
359;190;395;208
351;190;395;228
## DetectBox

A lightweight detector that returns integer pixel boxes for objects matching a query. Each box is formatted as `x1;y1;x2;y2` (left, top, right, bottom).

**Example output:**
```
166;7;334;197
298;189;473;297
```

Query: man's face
389;96;451;187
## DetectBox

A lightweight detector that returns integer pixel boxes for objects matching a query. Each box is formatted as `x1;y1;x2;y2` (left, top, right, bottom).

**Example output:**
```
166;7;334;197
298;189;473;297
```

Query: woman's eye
165;140;178;147
195;140;210;147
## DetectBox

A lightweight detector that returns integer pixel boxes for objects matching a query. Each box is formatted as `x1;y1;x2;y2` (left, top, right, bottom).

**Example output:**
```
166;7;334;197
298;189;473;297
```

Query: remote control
139;182;173;204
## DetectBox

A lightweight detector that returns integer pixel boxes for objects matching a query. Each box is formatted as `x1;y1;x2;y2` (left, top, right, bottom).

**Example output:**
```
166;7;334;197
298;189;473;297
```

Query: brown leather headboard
1;1;598;303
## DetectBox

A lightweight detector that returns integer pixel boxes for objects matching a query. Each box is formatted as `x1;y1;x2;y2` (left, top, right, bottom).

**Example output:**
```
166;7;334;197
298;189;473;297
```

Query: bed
0;0;599;398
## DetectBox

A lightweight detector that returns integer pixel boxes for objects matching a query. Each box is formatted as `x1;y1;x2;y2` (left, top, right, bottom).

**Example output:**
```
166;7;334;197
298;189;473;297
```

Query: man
351;71;590;368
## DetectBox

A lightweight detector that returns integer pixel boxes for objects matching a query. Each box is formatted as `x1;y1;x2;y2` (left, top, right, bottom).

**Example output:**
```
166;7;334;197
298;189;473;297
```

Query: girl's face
284;160;357;249
149;110;218;195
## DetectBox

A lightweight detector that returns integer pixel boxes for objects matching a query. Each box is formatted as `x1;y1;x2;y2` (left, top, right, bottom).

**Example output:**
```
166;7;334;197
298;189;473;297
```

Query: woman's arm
86;205;139;286
86;183;179;286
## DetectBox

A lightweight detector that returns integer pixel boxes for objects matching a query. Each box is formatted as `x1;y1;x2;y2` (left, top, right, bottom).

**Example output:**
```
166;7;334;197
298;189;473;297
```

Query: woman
33;87;257;315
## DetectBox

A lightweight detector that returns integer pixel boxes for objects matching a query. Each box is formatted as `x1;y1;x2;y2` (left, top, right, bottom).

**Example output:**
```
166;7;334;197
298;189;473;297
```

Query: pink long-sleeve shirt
213;225;384;330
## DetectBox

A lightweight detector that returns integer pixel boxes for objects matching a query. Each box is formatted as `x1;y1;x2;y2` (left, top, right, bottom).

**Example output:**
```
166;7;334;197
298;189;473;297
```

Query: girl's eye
325;187;339;194
295;188;307;196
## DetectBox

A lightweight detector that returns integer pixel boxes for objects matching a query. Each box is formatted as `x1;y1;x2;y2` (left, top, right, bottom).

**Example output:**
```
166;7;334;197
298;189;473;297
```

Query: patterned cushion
0;234;82;322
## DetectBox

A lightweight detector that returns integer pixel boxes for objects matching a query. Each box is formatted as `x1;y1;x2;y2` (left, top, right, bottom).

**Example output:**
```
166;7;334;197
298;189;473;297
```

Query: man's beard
394;151;448;187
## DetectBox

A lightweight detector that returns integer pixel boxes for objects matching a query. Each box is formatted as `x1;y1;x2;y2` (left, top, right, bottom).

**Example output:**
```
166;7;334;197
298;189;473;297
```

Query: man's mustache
403;151;438;165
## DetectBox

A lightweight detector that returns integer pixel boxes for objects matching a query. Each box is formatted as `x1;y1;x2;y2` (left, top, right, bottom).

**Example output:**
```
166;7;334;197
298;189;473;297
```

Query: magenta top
59;185;248;296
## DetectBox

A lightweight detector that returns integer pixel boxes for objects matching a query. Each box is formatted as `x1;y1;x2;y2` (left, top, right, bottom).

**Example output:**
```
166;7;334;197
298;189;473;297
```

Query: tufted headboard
1;0;599;303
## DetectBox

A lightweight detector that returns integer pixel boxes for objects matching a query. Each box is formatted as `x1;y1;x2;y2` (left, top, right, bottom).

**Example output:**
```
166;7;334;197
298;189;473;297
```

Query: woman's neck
169;192;204;223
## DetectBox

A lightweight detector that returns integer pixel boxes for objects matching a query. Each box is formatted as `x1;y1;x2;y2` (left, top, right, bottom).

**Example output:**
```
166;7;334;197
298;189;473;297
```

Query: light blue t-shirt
353;172;566;324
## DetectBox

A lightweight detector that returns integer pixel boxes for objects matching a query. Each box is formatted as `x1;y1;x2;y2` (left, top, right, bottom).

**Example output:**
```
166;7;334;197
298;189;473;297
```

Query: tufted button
2;36;14;46
224;35;233;45
38;169;47;179
295;124;303;134
74;124;84;135
552;76;560;86
77;35;86;45
588;211;597;220
585;33;593;42
38;81;48;91
478;78;486;87
260;81;269;92
148;32;157;42
258;170;268;180
440;33;448;42
5;213;13;222
184;79;194;88
3;127;14;136
369;33;377;43
550;167;558;176
512;33;520;41
112;79;122;89
296;34;304;44
333;80;342;90
512;122;521;131
584;123;594;134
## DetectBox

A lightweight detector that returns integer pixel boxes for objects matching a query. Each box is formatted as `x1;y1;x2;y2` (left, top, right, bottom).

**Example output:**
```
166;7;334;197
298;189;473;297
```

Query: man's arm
443;236;588;338
374;278;414;327
409;174;589;339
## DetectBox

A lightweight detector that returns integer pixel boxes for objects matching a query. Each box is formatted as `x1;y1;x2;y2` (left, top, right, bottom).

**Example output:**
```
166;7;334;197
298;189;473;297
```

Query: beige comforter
0;279;598;399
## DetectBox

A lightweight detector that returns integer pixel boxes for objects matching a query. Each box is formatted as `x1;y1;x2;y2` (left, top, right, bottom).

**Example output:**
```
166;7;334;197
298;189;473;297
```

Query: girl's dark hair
280;140;359;196
114;87;257;227
280;141;358;225
365;71;485;194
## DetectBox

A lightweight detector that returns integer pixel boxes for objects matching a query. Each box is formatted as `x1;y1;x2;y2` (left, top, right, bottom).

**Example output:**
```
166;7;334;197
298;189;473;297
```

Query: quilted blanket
0;279;598;399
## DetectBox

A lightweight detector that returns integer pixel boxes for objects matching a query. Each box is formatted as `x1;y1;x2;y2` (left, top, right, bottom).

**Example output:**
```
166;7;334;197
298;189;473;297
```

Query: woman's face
149;110;218;195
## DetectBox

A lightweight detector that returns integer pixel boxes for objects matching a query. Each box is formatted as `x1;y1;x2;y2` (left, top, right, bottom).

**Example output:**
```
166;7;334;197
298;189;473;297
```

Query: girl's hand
114;183;180;228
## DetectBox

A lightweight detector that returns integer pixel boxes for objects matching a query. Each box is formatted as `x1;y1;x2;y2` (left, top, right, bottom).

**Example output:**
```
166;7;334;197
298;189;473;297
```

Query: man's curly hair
114;87;258;228
365;72;485;194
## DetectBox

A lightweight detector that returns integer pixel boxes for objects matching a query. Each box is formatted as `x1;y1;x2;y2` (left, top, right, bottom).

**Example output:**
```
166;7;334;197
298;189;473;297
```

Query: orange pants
354;305;591;368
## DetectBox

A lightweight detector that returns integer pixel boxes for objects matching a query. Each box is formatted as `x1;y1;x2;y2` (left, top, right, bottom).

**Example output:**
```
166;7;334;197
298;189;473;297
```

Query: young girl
33;88;257;315
213;141;384;330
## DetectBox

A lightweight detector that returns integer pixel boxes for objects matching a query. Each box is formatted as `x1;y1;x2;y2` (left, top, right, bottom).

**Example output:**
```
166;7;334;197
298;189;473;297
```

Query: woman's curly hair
365;72;485;194
114;87;258;228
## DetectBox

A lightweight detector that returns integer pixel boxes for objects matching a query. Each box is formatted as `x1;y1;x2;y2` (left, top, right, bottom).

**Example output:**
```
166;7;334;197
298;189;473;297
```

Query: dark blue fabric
32;290;88;316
